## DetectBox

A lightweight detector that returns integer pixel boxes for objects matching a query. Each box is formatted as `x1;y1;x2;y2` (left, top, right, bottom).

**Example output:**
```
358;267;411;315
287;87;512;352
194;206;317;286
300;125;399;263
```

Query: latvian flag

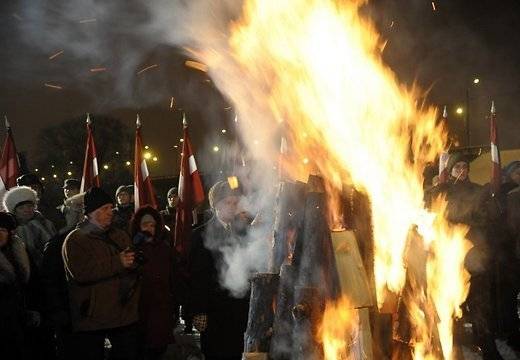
134;115;158;210
0;116;21;195
490;101;501;195
80;114;100;193
175;113;205;255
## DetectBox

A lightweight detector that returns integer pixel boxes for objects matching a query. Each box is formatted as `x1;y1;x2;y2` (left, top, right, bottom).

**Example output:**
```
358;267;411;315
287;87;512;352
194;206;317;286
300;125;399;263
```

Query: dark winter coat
135;231;176;349
427;179;490;273
113;204;135;233
40;231;72;328
506;186;520;260
62;221;141;332
0;235;31;359
15;211;57;270
187;218;250;359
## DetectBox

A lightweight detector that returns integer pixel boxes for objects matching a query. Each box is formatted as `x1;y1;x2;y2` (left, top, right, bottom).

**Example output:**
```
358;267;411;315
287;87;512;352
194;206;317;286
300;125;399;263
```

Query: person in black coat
113;185;135;233
0;212;31;360
187;181;250;360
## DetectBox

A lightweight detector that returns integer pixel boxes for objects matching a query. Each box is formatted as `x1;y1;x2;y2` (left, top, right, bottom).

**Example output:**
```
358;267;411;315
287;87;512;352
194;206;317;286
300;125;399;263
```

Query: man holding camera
62;187;141;360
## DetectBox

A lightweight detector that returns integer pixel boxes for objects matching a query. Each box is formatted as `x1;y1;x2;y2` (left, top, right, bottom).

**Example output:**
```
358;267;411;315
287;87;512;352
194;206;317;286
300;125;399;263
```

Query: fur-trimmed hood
0;235;30;285
3;186;38;214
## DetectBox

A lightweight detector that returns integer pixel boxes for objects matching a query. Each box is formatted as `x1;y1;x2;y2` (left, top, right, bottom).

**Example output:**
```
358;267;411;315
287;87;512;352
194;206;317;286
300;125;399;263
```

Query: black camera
131;231;152;265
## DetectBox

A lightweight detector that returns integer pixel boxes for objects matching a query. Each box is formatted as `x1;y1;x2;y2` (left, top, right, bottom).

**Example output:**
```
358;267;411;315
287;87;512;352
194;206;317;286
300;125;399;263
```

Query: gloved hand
193;314;208;332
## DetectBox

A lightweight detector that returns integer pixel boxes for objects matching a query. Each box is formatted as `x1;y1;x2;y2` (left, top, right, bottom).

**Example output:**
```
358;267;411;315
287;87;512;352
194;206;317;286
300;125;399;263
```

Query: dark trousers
73;323;139;360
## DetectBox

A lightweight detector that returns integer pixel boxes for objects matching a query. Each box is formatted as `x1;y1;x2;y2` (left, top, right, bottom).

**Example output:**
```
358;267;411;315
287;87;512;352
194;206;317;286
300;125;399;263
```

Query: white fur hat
3;186;38;213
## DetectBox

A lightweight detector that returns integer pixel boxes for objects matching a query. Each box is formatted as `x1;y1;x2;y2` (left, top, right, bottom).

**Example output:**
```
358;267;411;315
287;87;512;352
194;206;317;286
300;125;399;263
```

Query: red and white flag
175;113;205;255
489;101;501;195
80;114;100;192
438;106;450;184
0;116;21;194
134;115;157;210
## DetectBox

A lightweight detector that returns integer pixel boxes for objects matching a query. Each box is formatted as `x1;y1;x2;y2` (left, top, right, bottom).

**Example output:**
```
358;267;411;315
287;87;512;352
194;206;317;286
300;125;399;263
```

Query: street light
67;171;72;176
221;129;227;134
456;107;464;115
213;146;220;152
103;164;109;170
152;156;158;162
473;78;480;84
125;161;131;166
144;152;152;160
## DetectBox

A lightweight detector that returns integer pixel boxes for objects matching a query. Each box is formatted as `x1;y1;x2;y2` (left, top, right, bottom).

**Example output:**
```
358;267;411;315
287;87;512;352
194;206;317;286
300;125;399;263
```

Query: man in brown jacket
62;187;141;360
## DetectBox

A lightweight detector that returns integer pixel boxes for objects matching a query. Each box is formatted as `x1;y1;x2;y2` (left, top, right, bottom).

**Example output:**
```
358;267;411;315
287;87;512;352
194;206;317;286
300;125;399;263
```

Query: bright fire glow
318;297;359;360
188;0;472;358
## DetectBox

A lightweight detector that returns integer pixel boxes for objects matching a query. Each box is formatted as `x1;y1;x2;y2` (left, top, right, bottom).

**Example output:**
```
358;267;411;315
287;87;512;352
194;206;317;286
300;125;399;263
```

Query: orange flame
189;0;472;358
318;297;359;360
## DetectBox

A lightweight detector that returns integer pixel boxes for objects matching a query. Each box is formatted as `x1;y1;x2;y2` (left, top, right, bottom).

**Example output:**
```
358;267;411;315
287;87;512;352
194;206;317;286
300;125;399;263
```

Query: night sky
1;0;519;178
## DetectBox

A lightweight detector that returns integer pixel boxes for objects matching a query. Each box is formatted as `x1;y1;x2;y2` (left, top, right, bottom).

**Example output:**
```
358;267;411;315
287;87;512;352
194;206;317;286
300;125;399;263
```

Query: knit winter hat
167;187;178;198
0;212;17;230
140;214;156;227
84;187;113;214
115;185;131;197
3;186;38;213
208;181;241;209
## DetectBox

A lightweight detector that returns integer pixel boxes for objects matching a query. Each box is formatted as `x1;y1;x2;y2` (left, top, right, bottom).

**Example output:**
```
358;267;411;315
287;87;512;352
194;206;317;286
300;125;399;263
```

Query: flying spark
137;64;159;75
90;67;107;73
79;18;97;24
49;50;64;60
44;83;63;90
170;96;175;109
185;60;209;72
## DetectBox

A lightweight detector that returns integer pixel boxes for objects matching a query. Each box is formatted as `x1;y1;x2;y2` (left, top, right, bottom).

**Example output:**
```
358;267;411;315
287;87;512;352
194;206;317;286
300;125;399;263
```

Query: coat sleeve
62;232;125;284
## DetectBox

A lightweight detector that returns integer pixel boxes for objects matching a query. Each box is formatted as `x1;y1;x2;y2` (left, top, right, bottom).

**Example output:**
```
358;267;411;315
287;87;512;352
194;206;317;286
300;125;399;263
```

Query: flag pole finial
136;114;141;128
442;105;447;119
86;113;92;125
4;115;10;129
182;112;188;128
490;101;496;115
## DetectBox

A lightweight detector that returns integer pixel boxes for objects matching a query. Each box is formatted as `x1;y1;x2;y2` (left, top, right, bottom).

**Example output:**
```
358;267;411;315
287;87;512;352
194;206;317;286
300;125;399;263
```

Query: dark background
0;0;519;184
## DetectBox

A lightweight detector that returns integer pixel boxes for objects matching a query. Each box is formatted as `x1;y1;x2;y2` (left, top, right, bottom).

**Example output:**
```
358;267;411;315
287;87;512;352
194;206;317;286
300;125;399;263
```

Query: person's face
89;203;114;228
451;161;469;182
0;228;9;248
168;194;179;208
140;220;156;237
510;168;520;185
215;195;240;224
64;187;80;199
117;192;131;206
15;203;35;222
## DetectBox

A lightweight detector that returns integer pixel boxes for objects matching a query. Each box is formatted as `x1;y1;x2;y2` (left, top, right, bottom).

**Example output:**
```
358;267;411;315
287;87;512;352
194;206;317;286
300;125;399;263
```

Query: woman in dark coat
0;212;31;360
130;206;176;360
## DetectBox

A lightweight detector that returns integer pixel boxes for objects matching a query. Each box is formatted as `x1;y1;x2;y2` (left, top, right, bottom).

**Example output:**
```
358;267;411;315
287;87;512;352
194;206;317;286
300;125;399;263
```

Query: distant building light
67;171;72;176
144;145;149;150
41;177;45;181
221;129;227;134
35;168;39;172
115;151;120;155
125;161;131;166
103;164;109;170
213;146;220;152
152;156;158;162
144;152;152;160
53;174;57;178
180;139;184;143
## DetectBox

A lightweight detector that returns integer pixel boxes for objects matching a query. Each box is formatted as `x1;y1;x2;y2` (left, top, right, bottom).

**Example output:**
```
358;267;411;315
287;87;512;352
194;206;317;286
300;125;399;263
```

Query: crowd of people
0;155;519;360
0;173;250;360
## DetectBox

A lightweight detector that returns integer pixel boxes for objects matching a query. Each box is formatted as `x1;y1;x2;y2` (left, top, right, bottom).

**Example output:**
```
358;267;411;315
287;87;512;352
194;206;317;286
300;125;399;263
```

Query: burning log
243;273;280;358
269;181;306;273
270;264;297;359
291;286;324;360
297;191;341;300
